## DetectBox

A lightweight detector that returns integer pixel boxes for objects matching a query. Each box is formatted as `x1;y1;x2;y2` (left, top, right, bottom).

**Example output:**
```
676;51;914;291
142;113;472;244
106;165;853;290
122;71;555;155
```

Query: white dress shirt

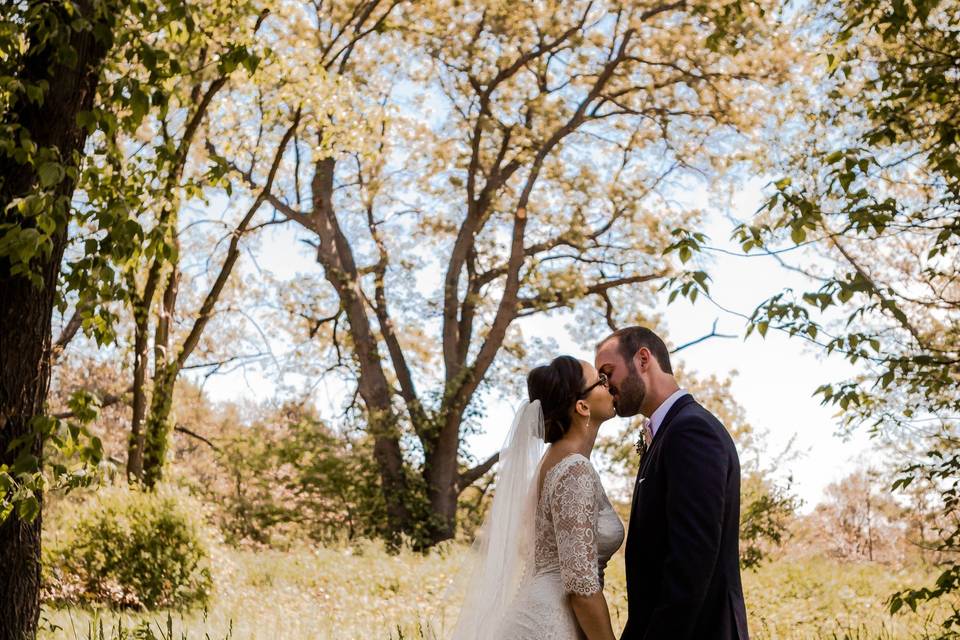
648;388;689;438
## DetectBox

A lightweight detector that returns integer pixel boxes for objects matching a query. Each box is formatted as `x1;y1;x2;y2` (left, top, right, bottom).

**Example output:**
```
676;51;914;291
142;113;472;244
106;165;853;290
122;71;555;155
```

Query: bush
43;486;213;610
203;408;388;547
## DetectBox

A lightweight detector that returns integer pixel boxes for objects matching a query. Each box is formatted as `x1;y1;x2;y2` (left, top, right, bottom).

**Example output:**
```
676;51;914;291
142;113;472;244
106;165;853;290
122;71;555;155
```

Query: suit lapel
654;393;696;440
629;394;697;524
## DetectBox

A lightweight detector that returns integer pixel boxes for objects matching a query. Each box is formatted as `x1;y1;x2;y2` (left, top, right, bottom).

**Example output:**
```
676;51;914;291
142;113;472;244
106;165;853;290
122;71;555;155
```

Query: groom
595;326;749;640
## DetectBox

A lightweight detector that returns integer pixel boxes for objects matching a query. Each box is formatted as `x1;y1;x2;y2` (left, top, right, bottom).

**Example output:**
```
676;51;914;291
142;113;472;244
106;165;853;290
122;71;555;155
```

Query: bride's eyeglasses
578;372;609;398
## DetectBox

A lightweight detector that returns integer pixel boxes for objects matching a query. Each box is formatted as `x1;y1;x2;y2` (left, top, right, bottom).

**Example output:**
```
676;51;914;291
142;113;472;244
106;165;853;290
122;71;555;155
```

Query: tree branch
176;107;302;370
53;386;132;419
670;319;737;353
459;452;500;490
174;424;220;452
51;306;85;362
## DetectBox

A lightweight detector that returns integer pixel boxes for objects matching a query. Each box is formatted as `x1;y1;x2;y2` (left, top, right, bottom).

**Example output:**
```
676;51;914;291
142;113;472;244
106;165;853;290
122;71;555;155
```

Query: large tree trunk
0;242;64;640
0;3;112;638
309;157;415;544
423;411;467;543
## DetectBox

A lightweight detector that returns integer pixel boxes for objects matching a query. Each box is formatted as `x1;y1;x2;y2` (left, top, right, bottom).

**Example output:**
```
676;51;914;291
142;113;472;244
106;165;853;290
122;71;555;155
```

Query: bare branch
53;386;132;419
176;107;302;370
174;424;221;452
180;352;271;372
517;273;667;311
670;319;737;353
51;306;85;362
459;451;500;490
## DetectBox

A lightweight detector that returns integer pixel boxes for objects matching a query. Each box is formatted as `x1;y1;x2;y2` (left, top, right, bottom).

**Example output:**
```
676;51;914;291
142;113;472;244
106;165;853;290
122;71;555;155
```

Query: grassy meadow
39;539;947;640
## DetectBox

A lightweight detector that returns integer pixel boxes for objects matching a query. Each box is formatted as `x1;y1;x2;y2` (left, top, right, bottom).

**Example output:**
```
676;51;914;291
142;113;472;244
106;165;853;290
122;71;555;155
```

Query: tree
113;1;273;487
817;469;902;562
0;2;119;636
222;0;797;546
667;0;959;632
0;0;253;633
48;0;302;489
43;0;273;486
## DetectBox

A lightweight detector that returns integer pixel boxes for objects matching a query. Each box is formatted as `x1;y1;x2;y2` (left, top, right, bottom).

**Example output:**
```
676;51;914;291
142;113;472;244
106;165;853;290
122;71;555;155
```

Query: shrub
43;486;213;609
203;410;388;547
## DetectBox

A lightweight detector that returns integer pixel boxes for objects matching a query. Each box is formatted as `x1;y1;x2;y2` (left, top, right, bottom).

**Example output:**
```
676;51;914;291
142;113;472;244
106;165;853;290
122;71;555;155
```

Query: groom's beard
614;361;646;417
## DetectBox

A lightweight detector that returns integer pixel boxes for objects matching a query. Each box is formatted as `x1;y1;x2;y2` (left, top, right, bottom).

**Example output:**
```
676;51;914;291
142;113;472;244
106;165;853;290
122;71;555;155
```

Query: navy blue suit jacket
620;394;749;640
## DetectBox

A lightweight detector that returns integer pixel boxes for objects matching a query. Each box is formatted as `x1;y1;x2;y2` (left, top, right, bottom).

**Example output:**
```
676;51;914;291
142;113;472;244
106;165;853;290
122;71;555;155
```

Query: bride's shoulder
541;452;597;491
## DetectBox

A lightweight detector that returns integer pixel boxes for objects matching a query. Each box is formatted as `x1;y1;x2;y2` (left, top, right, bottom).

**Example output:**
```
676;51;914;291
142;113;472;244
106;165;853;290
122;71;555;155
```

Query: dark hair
526;355;585;444
598;326;673;374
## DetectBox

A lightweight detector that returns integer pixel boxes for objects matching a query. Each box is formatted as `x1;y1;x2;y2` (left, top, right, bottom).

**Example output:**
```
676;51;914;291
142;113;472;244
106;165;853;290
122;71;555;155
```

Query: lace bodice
534;453;624;596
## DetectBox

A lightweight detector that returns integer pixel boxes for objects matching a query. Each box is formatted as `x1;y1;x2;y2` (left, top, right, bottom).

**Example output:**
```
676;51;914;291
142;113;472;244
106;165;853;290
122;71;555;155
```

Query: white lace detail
497;453;624;639
547;456;602;596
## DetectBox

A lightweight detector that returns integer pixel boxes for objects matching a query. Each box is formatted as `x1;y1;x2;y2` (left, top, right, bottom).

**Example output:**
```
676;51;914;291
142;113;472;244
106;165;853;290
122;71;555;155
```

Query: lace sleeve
549;457;601;596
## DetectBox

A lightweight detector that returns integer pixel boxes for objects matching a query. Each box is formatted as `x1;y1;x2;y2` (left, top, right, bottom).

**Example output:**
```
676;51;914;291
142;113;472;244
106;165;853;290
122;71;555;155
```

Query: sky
189;176;880;512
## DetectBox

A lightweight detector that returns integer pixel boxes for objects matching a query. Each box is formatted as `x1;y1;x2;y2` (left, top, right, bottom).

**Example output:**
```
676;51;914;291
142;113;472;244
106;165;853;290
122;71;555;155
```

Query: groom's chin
615;403;640;418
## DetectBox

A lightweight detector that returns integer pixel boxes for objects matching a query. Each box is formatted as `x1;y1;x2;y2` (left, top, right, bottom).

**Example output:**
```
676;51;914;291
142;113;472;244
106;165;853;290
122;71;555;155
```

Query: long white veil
450;400;546;640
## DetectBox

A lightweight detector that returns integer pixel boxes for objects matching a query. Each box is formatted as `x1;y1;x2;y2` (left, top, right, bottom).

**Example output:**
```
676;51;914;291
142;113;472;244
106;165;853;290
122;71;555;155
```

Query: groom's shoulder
671;396;714;423
666;399;730;442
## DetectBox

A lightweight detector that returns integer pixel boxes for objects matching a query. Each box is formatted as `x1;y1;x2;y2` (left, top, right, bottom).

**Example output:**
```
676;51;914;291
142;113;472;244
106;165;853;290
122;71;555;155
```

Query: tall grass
41;542;948;640
41;611;232;640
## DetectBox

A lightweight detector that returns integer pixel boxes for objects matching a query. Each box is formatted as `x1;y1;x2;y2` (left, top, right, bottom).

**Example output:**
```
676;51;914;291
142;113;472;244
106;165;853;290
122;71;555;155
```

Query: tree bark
127;286;153;481
308;156;414;545
0;3;112;638
140;115;298;487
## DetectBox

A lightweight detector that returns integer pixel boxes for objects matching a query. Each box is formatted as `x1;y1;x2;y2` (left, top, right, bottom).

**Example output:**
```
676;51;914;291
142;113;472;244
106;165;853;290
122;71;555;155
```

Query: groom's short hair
598;326;673;375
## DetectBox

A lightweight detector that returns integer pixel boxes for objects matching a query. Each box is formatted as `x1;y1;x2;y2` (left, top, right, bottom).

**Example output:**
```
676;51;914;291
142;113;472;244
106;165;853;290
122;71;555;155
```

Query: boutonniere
635;419;651;457
635;433;647;458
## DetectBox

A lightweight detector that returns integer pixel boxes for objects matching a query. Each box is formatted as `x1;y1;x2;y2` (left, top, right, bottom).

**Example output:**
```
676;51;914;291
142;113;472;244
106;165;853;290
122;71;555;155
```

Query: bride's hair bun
526;355;585;444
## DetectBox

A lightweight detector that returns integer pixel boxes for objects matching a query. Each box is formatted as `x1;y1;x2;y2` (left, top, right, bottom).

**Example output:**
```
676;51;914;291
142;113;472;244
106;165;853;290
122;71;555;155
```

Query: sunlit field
40;540;947;640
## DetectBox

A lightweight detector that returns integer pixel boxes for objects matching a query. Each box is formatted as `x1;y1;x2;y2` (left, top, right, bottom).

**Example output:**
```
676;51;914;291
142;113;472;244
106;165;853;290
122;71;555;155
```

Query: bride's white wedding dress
499;453;625;639
451;402;624;640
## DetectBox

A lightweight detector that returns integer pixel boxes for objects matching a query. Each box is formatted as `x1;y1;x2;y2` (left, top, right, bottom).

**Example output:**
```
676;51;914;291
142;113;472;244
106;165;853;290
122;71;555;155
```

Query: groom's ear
633;347;645;369
634;347;652;371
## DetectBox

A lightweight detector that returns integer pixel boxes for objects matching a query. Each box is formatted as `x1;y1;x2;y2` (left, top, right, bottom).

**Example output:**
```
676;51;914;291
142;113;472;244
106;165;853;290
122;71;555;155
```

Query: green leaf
17;494;39;523
37;162;65;188
890;597;903;615
838;171;854;192
76;110;97;134
130;88;150;126
242;53;261;75
24;81;47;105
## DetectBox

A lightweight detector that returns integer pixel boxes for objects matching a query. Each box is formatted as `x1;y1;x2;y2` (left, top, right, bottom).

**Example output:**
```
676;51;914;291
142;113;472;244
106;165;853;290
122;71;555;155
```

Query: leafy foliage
43;486;213;610
202;407;389;547
0;391;104;526
665;0;959;633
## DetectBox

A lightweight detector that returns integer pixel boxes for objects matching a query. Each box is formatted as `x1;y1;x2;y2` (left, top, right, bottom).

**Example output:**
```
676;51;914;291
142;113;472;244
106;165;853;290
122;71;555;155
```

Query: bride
452;355;624;640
